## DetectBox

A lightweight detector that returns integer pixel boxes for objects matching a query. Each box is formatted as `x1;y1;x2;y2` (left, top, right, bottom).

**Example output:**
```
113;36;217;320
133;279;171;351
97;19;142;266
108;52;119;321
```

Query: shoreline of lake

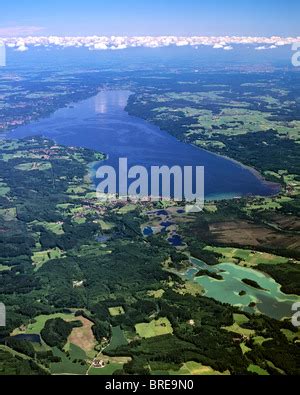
6;90;278;201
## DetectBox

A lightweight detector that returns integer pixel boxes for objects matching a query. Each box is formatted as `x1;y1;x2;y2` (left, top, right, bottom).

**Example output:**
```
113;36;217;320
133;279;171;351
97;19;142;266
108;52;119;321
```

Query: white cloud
255;46;267;50
93;43;108;50
15;45;29;52
1;35;298;52
111;44;128;50
213;44;224;49
255;45;278;50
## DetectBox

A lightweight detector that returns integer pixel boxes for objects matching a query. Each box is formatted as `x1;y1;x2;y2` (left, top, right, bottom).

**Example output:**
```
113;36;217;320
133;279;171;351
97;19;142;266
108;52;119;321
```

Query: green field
32;248;64;270
67;185;87;194
12;313;74;335
280;328;300;342
64;343;87;361
223;314;255;338
0;207;16;221
30;221;64;235
223;322;255;338
204;246;289;267
14;162;52;171
0;264;11;272
50;347;87;375
117;204;137;214
168;361;229;375
98;220;115;230
108;306;125;317
244;196;293;212
135;318;173;339
247;364;269;375
88;363;124;375
147;289;165;299
105;326;128;352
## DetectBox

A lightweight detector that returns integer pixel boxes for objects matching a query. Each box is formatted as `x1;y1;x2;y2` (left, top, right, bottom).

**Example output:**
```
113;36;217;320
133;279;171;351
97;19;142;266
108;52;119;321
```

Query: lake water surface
9;90;278;199
188;257;298;320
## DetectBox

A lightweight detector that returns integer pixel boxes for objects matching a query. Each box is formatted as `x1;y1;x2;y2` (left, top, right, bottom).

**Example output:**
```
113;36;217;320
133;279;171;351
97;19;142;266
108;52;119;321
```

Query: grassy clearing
108;306;125;317
169;361;229;375
252;336;272;346
147;289;165;299
223;314;255;338
73;217;86;224
117;204;137;214
280;328;300;342
64;343;87;360
32;248;64;270
223;322;255;337
174;281;203;296
247;364;269;375
67;185;87;194
50;347;87;375
232;313;249;326
204;204;218;213
88;363;123;375
14;162;52;171
31;221;64;235
0;208;16;221
240;343;252;355
105;326;128;352
0;264;11;271
135;318;173;339
98;220;115;230
244;196;293;213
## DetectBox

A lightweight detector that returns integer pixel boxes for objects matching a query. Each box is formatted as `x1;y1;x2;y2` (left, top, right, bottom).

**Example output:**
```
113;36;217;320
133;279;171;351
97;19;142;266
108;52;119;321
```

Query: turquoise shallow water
189;257;299;320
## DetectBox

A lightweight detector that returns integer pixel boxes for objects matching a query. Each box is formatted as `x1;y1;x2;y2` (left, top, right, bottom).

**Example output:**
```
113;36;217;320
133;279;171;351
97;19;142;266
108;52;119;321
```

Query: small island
242;279;266;291
196;270;223;281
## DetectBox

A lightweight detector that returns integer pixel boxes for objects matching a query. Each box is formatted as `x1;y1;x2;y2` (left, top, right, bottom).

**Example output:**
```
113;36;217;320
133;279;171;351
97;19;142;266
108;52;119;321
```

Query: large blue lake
9;90;278;199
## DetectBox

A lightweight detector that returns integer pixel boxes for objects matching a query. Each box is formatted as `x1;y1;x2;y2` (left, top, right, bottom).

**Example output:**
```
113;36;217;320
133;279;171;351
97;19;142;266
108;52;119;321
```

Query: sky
0;0;300;37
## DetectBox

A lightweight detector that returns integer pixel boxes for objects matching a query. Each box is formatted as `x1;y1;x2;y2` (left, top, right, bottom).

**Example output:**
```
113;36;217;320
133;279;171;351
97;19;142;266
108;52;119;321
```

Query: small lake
189;257;299;320
11;334;41;343
8;90;278;200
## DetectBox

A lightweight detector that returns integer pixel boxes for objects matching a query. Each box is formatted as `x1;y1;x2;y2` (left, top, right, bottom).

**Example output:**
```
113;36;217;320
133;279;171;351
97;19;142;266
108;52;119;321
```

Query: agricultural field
105;326;128;352
204;246;290;267
12;313;75;335
50;346;87;375
30;221;64;235
32;248;64;270
67;316;97;356
88;363;123;375
223;314;256;338
247;364;269;375
135;318;173;339
168;361;229;376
